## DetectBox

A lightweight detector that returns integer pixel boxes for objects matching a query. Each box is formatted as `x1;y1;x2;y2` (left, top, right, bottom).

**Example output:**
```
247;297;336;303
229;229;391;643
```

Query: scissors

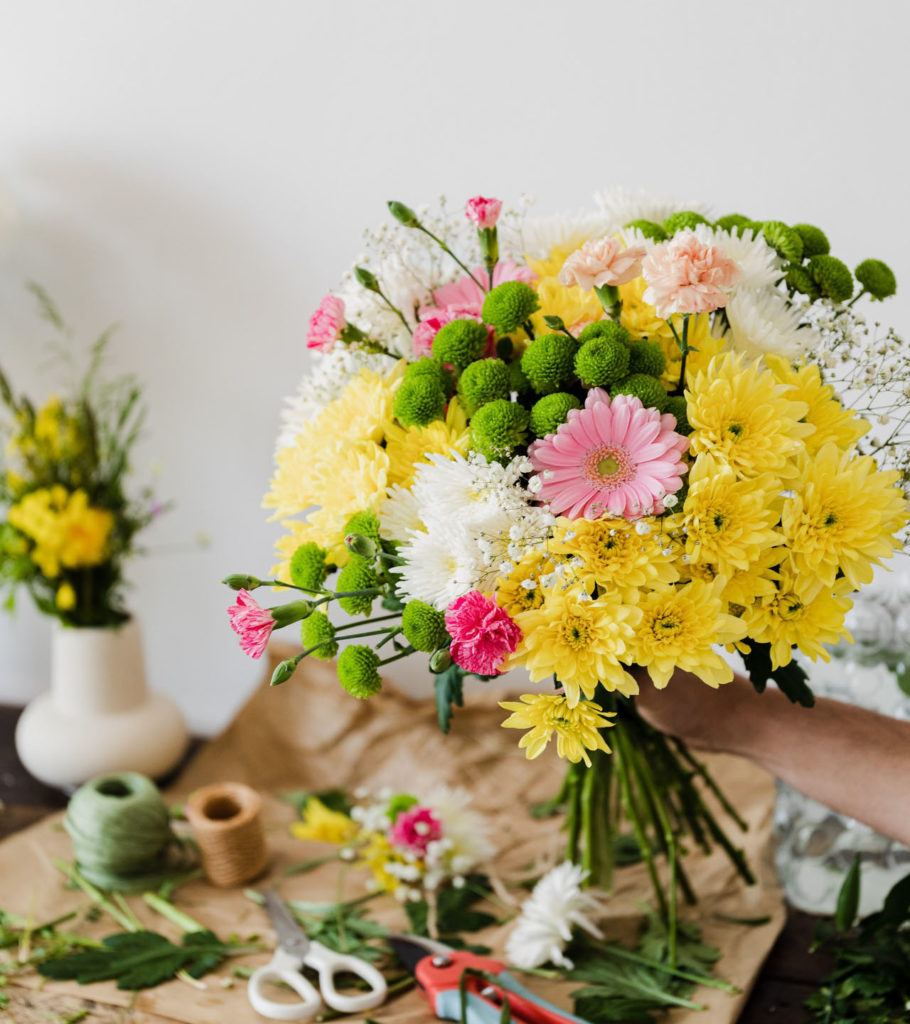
248;890;387;1020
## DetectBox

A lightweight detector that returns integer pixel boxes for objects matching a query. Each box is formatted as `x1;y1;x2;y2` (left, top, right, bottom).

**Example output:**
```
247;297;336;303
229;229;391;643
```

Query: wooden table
0;704;829;1022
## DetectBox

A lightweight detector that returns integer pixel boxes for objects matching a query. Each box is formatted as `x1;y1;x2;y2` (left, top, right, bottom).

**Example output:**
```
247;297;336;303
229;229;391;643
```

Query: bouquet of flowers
0;289;162;626
226;189;906;953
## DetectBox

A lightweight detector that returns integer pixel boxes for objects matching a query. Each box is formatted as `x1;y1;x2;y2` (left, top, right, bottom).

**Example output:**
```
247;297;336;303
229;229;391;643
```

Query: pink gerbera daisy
528;390;689;520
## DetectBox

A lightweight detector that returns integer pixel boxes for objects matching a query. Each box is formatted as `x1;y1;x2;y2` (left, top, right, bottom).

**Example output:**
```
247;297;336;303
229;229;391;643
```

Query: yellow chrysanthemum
687;352;813;479
499;693;615;766
782;442;906;590
384;399;471;488
551;516;678;598
357;832;417;895
290;797;359;844
508;587;641;704
493;550;554;618
720;547;781;610
745;561;853;668
310;363;405;446
765;354;870;455
676;453;782;572
632;580;748;689
527;248;603;335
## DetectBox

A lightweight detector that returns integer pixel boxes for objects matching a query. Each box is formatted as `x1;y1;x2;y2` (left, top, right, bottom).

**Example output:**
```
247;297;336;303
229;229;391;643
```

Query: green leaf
434;663;464;734
836;855;862;932
404;875;496;938
742;642;815;707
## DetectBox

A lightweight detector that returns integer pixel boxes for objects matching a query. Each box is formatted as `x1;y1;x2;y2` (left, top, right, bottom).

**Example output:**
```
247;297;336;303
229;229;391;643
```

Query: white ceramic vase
15;618;188;790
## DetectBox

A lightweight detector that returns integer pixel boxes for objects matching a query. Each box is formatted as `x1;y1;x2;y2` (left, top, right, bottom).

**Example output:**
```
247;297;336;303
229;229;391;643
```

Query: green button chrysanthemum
612;373;668;412
575;337;630;388
623;219;667;242
289;542;329;592
577;321;631;346
344;509;381;543
761;221;804;263
337;645;382;698
808;254;854;302
714;213;752;235
335;559;378;615
471;399;530;461
792;223;830;258
784;263;821;300
627;339;667;378
529;392;582;438
855;258;897;300
457;357;510;414
393;377;446;427
664;395;691;435
521;334;577;395
431;319;489;368
401;600;449;652
662;210;709;234
481;281;540;334
301;611;338;659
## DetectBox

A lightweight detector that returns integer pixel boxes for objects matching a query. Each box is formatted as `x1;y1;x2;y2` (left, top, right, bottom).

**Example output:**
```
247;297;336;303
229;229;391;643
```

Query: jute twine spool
184;782;268;887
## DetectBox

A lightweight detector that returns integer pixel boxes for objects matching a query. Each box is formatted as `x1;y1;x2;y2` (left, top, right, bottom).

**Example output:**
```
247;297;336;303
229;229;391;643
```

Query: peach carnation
641;233;741;319
558;238;646;291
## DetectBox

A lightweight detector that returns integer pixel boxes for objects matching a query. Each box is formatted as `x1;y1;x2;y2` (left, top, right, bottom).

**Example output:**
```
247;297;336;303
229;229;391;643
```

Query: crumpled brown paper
0;647;784;1023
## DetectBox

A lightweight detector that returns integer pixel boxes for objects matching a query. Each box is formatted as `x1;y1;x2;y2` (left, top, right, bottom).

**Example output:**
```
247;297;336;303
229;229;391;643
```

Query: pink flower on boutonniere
389;805;443;855
445;590;522;676
558;237;647;291
641;233;741;319
306;294;346;351
465;196;502;230
228;589;275;659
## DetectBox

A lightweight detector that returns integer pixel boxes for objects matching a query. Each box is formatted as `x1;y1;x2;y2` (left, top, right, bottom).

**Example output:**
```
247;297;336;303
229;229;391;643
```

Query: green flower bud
386;793;418;820
471;398;530;461
345;533;378;560
627;339;667;378
429;648;453;673
337;645;382;698
577;321;631;346
457;357;510;414
354;266;380;292
393;377;446;427
270;654;303;687
662;211;709;235
270;600;314;629
432;319;489;369
808;254;854;303
387;200;420;228
575;337;630;388
335;560;379;615
344;509;382;543
624;219;667;242
784;263;820;300
301;611;338;660
402;599;449;652
289;542;329;592
792;223;830;258
664;395;691;435
481;281;540;334
542;314;569;332
713;214;752;235
529;392;582;438
521;334;578;395
222;573;265;591
761;221;804;263
611;373;668;412
855;258;897;301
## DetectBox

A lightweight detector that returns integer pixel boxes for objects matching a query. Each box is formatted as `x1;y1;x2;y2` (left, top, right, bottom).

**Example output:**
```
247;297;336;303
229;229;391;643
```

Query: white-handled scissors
248;890;387;1020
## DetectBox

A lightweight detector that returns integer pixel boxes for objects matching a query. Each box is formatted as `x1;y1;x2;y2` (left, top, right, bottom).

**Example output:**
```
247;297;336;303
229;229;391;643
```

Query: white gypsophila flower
394;523;488;610
350;800;394;834
378;484;424;543
424;785;496;872
692;224;782;291
509;210;613;260
505;862;608;970
275;346;398;451
724;288;819;360
594;187;712;235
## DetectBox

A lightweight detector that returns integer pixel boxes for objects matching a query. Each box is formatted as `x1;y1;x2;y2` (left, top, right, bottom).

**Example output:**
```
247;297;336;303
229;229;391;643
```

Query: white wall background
1;0;908;734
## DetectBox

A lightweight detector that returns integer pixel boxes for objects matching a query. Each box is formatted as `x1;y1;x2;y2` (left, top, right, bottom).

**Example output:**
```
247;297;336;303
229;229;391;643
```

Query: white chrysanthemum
424;785;496;873
378;484;424;543
594;187;711;235
372;253;433;327
511;210;612;260
505;862;608;970
276;347;398;451
394;524;487;610
410;453;530;533
693;224;782;291
725;288;819;359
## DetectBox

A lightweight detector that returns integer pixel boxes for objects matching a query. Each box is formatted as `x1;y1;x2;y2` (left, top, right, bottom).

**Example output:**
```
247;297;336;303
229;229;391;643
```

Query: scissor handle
306;939;388;1013
248;948;323;1020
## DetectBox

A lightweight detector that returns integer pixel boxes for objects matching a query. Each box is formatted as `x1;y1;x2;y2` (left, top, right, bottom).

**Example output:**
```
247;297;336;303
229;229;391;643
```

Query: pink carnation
306;294;346;351
558;238;646;291
641;233;741;319
389;805;443;855
528;389;688;520
228;589;275;659
465;196;502;230
445;591;522;677
432;261;537;316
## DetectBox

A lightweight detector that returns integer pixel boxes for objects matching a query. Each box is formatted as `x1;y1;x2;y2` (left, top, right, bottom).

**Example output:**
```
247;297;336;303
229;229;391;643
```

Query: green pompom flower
289;542;329;592
792;223;830;258
808;255;854;302
405;357;446;384
481;282;540;334
577;321;631;346
457;358;510;414
432;319;489;368
664;395;691;435
401;600;449;652
335;559;378;615
508;359;531;394
761;221;804;263
337;645;382;698
471;399;530;461
627;339;667;378
784;263;821;300
344;509;381;544
393;377;446;427
529;392;582;438
301;611;338;659
662;211;709;235
521;334;577;395
624;219;667;242
714;214;752;235
575;337;630;388
612;373;668;412
855;259;897;300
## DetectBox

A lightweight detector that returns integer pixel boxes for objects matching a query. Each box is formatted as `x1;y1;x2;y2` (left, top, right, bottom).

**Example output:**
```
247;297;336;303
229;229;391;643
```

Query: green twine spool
64;772;175;891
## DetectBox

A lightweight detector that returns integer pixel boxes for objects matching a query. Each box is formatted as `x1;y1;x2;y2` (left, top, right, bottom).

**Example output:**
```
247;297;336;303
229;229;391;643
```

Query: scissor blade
261;890;310;955
388;936;430;977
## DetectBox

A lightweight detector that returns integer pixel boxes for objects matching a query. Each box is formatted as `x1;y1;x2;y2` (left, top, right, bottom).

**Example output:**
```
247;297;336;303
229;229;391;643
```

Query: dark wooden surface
0;705;828;1022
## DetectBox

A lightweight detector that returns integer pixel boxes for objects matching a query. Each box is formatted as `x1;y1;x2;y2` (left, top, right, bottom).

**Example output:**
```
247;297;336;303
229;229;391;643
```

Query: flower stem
373;285;414;336
417;225;487;293
590;940;739;993
379;646;415;667
143;893;204;934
